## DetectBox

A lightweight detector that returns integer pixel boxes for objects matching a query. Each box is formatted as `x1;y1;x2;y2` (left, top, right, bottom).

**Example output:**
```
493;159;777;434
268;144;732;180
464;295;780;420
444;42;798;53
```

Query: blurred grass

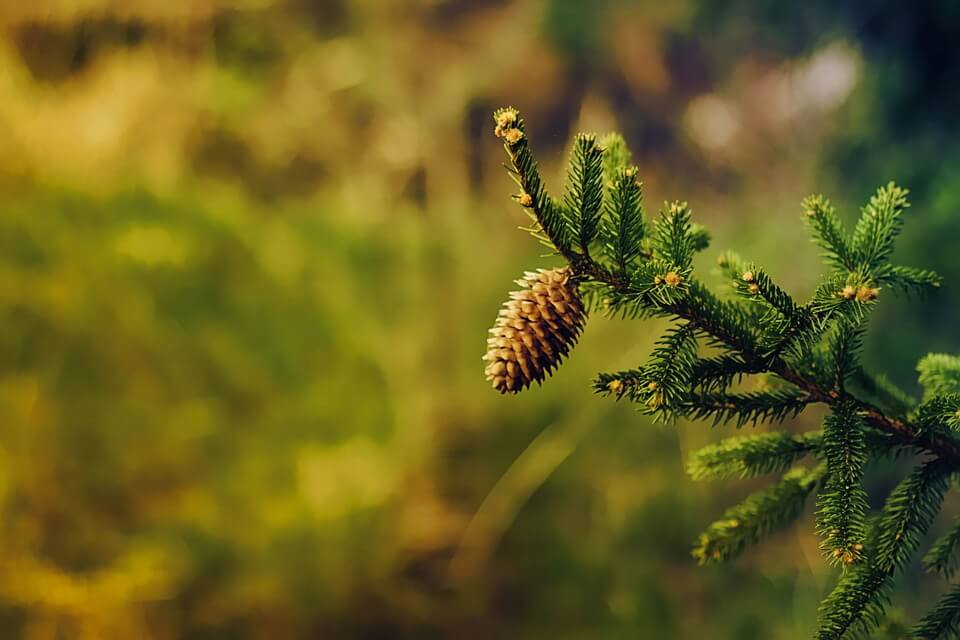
1;1;959;638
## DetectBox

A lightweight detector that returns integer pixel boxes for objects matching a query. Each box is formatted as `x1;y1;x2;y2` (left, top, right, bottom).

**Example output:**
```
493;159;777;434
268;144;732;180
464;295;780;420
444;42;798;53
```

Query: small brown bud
664;271;683;287
741;271;755;283
839;285;857;300
646;391;665;408
856;286;879;302
853;543;864;551
832;548;843;558
608;380;623;393
747;283;760;295
647;382;659;390
503;128;524;145
518;192;534;207
842;553;855;566
496;109;517;130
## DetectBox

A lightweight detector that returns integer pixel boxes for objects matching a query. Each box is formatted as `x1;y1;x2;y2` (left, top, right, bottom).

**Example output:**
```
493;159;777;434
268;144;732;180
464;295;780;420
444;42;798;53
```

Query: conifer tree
484;107;960;639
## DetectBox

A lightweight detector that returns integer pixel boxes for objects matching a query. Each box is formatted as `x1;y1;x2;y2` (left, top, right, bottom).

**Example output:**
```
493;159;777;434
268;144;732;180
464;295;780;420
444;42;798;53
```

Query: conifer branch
684;388;814;427
875;264;942;296
817;402;869;566
601;166;646;276
693;465;824;565
913;584;960;640
918;354;960;399
924;516;960;579
852;182;910;273
875;458;952;573
816;522;892;640
802;194;857;272
687;431;821;480
487;108;960;632
564;134;604;254
689;355;761;393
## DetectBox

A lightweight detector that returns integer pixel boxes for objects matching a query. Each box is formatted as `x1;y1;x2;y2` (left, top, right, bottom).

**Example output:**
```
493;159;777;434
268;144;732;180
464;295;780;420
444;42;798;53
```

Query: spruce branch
692;465;824;565
487;108;960;633
599;132;632;190
852;182;910;273
816;522;892;640
924;516;960;579
652;201;696;271
635;322;698;421
817;401;869;566
601;166;646;276
687;431;821;480
913;584;960;640
875;264;942;296
875;458;952;574
919;354;960;399
802;194;857;271
563;133;605;254
689;355;761;393
683;388;814;428
494;107;576;259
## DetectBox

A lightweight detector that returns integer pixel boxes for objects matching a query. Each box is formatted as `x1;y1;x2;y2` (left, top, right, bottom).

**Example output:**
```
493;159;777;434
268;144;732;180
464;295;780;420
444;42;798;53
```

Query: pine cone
483;266;586;393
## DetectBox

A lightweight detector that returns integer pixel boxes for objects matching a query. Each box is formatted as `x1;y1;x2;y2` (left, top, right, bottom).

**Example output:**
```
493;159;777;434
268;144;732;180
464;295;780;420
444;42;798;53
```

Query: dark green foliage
490;109;960;636
831;322;866;390
688;223;712;253
875;459;952;573
811;272;877;326
693;465;823;565
851;182;910;273
735;266;821;358
635;323;698;422
816;525;892;640
684;388;813;428
875;264;943;296
682;281;758;354
602;166;645;276
924;517;960;579
687;431;821;480
689;355;759;393
599;132;631;188
817;402;869;565
913;584;960;639
918;354;960;399
651;201;696;270
494;108;574;255
914;394;960;433
802;194;856;271
563;133;604;252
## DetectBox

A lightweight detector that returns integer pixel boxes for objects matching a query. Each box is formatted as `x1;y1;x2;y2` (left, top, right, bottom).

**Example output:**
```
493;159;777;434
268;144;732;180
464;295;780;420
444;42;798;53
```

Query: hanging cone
483;266;586;394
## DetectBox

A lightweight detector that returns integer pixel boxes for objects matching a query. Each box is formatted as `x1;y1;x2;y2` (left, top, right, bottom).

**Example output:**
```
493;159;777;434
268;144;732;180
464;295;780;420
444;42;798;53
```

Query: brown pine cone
483;266;586;393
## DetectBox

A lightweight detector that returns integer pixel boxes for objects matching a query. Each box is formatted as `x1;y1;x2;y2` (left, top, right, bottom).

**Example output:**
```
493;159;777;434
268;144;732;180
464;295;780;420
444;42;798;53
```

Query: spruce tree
484;107;960;639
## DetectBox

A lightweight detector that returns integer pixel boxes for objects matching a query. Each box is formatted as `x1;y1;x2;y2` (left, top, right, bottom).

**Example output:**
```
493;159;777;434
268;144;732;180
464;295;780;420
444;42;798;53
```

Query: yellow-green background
2;2;959;638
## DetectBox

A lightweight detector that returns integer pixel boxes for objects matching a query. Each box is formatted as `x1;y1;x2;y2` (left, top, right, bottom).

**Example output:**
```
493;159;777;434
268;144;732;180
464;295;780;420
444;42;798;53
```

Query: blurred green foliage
0;1;958;638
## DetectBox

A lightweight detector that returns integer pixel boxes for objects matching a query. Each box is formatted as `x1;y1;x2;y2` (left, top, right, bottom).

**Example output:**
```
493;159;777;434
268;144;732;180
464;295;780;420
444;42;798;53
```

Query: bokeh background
2;1;960;638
